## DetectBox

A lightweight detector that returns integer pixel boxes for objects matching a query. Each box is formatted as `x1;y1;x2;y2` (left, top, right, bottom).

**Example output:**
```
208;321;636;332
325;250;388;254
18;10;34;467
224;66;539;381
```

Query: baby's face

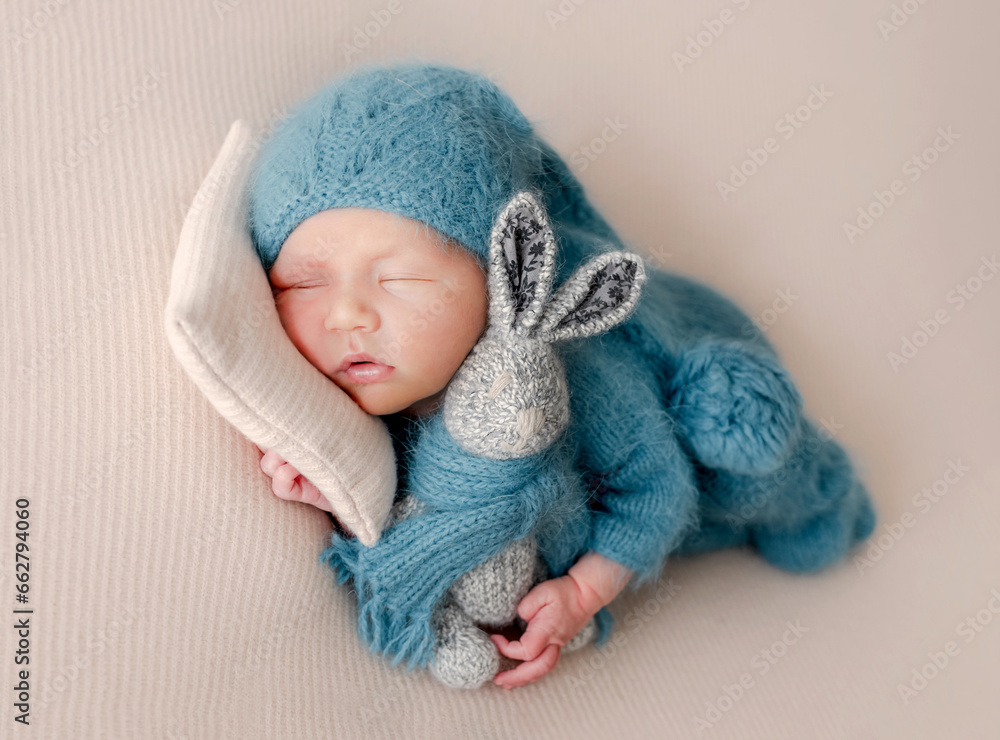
269;208;489;417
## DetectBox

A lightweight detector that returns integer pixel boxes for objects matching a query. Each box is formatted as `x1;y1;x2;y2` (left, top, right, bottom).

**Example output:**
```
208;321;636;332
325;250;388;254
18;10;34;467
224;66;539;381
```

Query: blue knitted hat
246;60;625;278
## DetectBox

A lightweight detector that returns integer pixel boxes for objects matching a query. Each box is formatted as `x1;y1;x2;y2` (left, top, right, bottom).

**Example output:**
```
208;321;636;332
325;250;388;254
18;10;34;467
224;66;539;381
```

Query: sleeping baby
248;61;877;690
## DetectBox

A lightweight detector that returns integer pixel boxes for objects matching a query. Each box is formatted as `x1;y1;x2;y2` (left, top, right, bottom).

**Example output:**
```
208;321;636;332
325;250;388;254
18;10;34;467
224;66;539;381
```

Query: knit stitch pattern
330;191;643;687
248;61;878;675
321;409;592;670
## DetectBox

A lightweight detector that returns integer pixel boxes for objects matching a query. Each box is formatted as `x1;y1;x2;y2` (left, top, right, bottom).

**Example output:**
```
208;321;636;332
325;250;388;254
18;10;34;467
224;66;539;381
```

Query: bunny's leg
386;495;500;689
451;537;598;656
428;537;537;690
428;596;500;690
563;616;598;653
450;535;538;627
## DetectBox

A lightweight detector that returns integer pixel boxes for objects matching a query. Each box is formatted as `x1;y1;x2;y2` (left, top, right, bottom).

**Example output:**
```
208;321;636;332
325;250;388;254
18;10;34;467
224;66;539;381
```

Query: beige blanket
5;1;998;737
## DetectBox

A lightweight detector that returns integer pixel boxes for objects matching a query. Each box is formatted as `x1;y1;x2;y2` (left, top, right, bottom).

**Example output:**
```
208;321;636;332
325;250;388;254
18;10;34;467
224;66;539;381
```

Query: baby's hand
490;574;597;690
257;445;333;513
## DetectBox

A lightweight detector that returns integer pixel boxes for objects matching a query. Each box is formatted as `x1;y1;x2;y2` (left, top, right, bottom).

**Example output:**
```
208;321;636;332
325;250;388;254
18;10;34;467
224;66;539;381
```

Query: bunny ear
536;251;647;342
487;191;557;338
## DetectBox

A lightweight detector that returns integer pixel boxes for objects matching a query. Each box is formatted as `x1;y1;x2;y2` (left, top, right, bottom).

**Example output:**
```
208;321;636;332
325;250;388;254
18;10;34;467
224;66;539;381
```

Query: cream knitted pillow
163;119;396;546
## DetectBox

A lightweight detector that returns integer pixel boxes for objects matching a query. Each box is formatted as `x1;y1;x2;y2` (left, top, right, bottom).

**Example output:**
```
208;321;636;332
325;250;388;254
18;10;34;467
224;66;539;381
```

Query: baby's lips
342;361;394;383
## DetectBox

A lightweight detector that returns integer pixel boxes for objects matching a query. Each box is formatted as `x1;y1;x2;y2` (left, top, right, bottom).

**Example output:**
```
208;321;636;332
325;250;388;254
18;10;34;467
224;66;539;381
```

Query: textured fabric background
2;1;998;738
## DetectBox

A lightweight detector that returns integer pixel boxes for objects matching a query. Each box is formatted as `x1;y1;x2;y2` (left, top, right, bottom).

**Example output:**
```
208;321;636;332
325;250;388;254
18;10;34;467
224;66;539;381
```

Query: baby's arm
493;335;702;689
257;446;335;514
491;551;632;689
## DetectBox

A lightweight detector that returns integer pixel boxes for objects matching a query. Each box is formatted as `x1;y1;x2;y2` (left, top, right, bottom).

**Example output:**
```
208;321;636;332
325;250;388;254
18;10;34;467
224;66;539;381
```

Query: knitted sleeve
561;332;701;590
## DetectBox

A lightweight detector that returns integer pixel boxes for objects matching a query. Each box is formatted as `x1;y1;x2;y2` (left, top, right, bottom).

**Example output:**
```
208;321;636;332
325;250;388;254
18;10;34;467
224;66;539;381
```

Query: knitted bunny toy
379;190;644;689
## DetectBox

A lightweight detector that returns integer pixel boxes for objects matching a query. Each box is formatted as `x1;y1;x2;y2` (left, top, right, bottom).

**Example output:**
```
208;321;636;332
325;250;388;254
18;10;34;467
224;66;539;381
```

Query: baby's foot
751;480;876;573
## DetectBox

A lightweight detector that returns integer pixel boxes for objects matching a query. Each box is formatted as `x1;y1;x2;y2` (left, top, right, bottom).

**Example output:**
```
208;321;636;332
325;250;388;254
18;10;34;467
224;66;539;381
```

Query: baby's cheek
275;305;322;365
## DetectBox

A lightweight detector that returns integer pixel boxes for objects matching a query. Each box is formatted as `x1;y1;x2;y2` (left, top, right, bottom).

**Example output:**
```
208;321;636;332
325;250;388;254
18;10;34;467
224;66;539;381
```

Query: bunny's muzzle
442;338;570;460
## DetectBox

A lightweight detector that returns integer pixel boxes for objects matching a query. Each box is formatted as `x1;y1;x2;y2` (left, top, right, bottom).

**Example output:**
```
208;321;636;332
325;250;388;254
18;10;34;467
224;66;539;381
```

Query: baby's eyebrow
299;251;400;270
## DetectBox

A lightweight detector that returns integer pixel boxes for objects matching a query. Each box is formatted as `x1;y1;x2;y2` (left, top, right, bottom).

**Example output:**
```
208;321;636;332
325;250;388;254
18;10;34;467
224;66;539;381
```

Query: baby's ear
486;190;558;339
536;251;646;343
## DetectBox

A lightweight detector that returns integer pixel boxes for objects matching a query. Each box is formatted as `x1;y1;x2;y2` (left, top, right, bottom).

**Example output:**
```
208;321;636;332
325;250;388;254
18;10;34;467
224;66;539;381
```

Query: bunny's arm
561;330;701;591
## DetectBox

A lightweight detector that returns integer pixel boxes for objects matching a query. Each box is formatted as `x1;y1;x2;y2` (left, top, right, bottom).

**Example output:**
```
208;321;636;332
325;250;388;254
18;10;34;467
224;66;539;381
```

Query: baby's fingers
493;644;560;690
259;448;290;478
270;463;303;500
515;581;553;624
490;619;551;663
296;478;333;512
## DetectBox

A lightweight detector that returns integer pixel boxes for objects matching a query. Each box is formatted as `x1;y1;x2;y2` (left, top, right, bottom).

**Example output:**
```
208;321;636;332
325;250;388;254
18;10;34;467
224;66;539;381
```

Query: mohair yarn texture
326;190;644;686
246;61;878;672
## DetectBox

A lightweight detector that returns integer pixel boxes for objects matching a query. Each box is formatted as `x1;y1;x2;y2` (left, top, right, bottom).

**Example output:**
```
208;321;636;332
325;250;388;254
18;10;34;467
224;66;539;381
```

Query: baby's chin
328;373;446;418
329;379;407;417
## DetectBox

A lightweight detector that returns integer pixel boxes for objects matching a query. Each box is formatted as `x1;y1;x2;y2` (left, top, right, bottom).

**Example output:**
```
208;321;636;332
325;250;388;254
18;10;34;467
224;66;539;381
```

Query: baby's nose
323;291;378;332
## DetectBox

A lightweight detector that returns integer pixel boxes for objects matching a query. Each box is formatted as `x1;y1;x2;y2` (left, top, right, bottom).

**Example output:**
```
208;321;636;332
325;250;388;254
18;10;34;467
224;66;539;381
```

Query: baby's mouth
343;361;394;383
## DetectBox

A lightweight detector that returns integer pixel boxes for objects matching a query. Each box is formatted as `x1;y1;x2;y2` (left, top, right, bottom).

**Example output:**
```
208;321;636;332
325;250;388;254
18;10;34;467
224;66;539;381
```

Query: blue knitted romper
247;60;878;669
